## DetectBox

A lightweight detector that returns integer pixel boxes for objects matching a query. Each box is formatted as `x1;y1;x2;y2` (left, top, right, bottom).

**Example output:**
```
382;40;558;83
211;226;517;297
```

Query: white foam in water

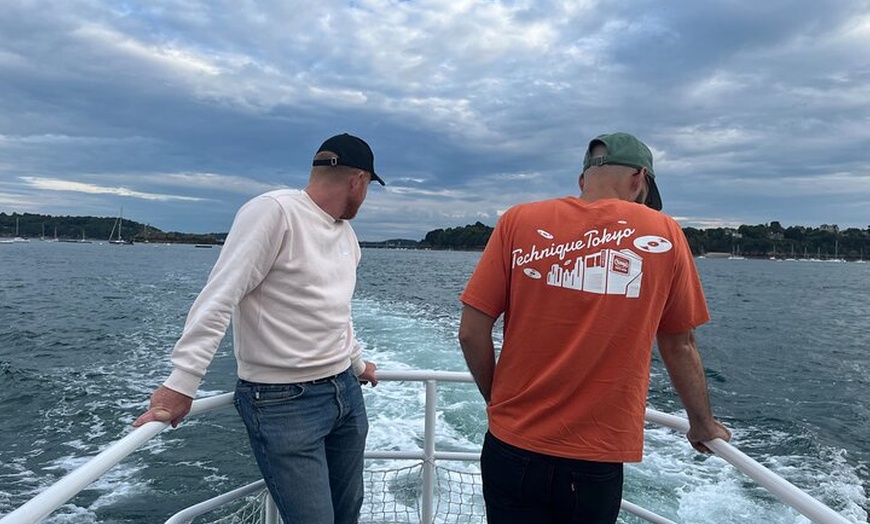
43;504;98;524
353;294;867;523
627;424;782;523
35;452;148;521
2;346;182;517
86;469;149;510
6;249;865;522
633;418;868;523
353;297;468;366
0;458;43;510
354;296;489;520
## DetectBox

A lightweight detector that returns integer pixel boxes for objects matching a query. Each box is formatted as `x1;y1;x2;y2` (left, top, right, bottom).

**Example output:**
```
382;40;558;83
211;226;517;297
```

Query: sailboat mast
109;208;131;244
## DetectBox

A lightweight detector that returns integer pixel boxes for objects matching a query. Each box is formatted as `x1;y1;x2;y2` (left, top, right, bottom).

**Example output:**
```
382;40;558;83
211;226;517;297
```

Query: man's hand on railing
133;385;194;428
687;418;731;453
359;361;378;387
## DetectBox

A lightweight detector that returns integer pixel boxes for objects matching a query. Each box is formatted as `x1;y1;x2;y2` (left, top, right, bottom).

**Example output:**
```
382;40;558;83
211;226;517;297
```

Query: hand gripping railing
0;370;856;524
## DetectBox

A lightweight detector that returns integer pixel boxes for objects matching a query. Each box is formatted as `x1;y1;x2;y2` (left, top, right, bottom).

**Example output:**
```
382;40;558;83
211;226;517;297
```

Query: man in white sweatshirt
134;133;383;524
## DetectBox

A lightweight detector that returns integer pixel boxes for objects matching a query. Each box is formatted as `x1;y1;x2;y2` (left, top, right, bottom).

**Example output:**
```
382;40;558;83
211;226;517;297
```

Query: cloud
0;0;868;239
20;176;205;201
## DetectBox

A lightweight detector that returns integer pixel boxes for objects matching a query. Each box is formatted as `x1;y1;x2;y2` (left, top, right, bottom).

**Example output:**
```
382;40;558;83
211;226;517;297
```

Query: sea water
0;242;867;523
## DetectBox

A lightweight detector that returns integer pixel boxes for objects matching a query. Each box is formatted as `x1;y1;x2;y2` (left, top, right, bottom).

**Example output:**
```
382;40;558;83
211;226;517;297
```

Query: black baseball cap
312;133;385;186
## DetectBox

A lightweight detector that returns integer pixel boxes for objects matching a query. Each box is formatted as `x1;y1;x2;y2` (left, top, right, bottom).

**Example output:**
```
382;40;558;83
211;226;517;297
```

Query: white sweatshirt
164;189;367;398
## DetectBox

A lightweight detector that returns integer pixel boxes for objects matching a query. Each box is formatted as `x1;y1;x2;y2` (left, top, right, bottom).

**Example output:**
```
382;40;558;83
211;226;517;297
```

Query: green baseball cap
583;132;661;211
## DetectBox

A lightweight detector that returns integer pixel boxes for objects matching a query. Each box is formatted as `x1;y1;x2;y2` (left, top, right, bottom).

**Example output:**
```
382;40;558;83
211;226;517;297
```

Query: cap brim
645;176;662;211
371;173;385;186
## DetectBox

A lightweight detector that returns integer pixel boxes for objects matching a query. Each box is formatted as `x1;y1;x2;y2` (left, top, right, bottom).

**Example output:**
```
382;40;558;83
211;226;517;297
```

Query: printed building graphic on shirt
546;248;643;297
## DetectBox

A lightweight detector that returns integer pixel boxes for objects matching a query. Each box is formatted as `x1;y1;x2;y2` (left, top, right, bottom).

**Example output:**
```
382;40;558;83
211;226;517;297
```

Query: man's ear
631;168;645;189
579;172;586;190
350;170;365;188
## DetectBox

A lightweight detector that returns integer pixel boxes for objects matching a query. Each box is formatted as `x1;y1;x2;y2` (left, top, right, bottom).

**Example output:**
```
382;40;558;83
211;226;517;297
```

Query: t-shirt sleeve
460;213;512;319
657;222;710;333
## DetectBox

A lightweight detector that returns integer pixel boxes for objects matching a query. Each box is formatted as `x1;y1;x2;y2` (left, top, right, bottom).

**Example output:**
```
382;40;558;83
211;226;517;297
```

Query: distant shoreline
3;213;869;260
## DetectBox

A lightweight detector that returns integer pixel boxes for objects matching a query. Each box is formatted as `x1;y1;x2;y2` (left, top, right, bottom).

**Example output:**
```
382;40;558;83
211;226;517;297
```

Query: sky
1;1;869;241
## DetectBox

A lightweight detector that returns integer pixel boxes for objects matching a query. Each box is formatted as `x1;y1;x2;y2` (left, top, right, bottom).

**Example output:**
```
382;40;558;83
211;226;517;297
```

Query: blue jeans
234;368;368;524
481;432;623;524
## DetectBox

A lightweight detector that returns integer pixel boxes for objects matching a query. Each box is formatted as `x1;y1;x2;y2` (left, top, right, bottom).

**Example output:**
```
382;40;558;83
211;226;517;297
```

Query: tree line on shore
363;220;870;260
0;212;226;245
5;213;869;259
683;222;868;259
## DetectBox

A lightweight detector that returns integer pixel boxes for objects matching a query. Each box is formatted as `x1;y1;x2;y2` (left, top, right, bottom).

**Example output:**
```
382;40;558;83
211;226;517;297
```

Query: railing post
263;491;281;524
420;379;438;524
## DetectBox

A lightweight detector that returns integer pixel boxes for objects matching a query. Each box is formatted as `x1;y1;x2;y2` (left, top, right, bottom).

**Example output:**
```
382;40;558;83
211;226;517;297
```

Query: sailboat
108;209;133;245
12;217;30;243
856;248;866;264
768;244;778;261
58;227;92;243
828;240;846;263
39;224;58;242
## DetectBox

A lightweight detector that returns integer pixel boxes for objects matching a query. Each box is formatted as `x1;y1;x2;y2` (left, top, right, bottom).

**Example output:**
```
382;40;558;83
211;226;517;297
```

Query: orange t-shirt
460;197;709;463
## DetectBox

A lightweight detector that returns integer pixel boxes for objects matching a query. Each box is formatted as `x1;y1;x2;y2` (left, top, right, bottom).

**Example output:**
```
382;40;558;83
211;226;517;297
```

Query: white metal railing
0;370;856;524
644;410;854;524
163;480;268;524
0;393;232;524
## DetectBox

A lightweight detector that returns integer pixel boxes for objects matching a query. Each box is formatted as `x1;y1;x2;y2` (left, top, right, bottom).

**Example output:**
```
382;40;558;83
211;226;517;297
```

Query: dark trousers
481;432;623;524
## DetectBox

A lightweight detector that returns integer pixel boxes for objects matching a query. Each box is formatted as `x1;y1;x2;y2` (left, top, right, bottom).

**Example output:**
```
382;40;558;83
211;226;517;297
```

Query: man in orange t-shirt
459;132;731;523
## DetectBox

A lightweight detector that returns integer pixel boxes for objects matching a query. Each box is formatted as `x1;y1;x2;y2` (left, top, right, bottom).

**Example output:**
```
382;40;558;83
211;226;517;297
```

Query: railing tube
2;376;856;524
420;379;438;524
164;480;266;524
0;393;234;524
645;408;853;524
263;492;280;524
620;500;678;524
707;440;853;524
1;422;167;524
